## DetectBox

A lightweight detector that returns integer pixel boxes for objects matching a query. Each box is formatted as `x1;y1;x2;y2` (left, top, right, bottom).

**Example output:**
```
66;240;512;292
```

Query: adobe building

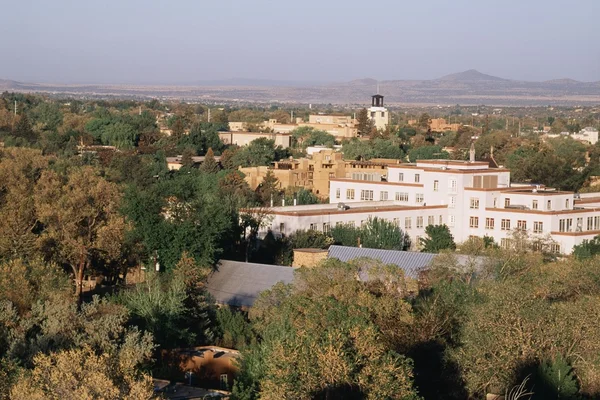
239;149;400;198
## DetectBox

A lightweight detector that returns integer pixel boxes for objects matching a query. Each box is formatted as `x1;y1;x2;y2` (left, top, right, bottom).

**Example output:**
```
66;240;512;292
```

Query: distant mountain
437;69;509;82
1;71;599;106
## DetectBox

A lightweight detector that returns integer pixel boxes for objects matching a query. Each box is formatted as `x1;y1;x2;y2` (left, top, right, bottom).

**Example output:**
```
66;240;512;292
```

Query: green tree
13;113;37;143
356;108;374;137
572;235;600;260
256;170;281;206
420;225;456;253
418;113;431;129
408;145;449;162
200;147;220;173
331;217;411;250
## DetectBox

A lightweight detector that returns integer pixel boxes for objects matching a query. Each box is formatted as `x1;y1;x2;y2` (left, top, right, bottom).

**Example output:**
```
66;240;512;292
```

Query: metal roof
206;260;295;308
327;245;434;279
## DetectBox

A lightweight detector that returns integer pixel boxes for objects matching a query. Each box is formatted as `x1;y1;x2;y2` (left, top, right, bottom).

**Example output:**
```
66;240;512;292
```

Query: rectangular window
486;218;495;230
439;215;443;224
346;189;355;200
449;179;457;193
360;190;374;201
309;223;317;231
469;216;479;228
433;180;439;192
500;238;512;249
470;198;480;209
428;215;435;226
449;196;456;208
323;223;330;234
395;192;408;202
415;174;420;183
416;216;423;228
398;172;404;182
405;217;412;230
504;198;510;208
335;188;340;199
533;221;543;233
380;191;388;201
279;223;285;232
416;194;424;203
501;219;511;231
517;220;527;230
393;218;399;226
566;199;570;209
550;243;561;254
547;200;552;210
449;215;455;227
559;218;573;233
532;200;538;210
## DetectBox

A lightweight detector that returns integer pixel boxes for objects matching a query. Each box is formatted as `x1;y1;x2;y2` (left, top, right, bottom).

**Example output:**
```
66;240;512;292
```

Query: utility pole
139;105;141;115
14;100;17;116
207;108;211;123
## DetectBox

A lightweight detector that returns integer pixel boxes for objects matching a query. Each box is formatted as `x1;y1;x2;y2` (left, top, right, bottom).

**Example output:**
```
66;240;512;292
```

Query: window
347;221;355;227
309;223;317;231
395;192;408;202
517;220;527;230
501;219;511;230
323;223;330;234
532;200;538;210
566;198;570;209
449;196;456;208
415;174;420;183
416;216;423;228
371;111;376;118
588;216;600;231
547;200;552;210
469;216;479;228
405;217;412;229
550;243;561;254
335;188;340;199
439;215;443;224
433;180;439;191
381;111;386;118
470;198;480;209
577;217;583;231
360;190;374;201
449;179;457;193
393;218;399;226
220;374;229;390
500;238;512;250
398;172;404;182
347;189;355;200
380;191;388;201
279;223;285;232
428;215;435;226
493;198;498;208
533;221;543;233
416;193;424;203
504;198;510;208
449;215;456;227
559;218;573;233
486;218;495;230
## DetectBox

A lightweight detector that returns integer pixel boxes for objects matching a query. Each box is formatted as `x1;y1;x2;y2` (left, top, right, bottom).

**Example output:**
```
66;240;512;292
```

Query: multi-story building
218;131;291;148
251;157;600;254
240;149;399;198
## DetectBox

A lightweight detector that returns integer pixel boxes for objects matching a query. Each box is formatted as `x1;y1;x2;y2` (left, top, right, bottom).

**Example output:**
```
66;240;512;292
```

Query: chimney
469;142;475;163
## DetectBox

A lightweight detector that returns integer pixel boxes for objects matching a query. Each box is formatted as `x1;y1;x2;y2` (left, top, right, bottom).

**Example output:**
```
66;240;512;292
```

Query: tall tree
34;166;126;296
420;225;456;253
200;148;220;173
356;108;374;137
256;170;281;206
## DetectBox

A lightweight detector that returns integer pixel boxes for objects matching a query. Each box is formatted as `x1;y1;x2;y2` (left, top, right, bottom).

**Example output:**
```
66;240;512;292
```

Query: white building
252;158;600;255
572;127;599;145
367;94;389;131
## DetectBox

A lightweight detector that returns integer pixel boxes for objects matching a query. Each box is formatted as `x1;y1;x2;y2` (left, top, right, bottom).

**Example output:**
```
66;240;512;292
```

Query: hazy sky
1;0;599;84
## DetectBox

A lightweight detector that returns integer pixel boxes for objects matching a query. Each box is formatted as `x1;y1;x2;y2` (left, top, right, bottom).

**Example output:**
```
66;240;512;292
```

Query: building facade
218;131;291;148
251;159;600;254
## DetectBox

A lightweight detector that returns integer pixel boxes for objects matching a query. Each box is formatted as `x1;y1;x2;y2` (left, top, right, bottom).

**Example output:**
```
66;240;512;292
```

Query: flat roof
248;201;447;217
503;189;573;196
219;131;290;136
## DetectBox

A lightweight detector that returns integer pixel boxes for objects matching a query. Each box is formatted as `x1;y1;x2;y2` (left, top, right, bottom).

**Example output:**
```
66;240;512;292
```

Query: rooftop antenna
376;82;380;95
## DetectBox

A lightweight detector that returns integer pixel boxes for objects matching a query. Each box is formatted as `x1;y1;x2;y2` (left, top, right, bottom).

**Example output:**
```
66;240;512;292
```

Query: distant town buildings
546;127;599;145
408;117;462;132
218;131;291;148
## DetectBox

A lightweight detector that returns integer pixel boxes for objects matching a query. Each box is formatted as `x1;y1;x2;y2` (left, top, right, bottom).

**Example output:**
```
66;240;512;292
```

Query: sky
1;0;599;84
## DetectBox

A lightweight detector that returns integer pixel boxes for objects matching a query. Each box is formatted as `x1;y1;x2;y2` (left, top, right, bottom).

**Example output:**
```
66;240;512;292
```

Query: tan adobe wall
292;249;328;267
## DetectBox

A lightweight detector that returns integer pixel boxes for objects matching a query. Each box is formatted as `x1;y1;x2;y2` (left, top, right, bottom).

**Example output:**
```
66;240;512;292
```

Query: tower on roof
367;93;389;131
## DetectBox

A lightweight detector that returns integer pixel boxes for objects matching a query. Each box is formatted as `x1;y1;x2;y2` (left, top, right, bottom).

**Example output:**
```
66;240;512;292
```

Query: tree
9;346;155;400
418;113;431;130
200;148;220;173
13;113;37;143
408;145;449;162
420;225;456;253
572;235;600;260
171;116;185;139
256;170;281;206
331;217;411;251
234;260;420;400
232;138;280;168
356;108;374;137
34;166;126;296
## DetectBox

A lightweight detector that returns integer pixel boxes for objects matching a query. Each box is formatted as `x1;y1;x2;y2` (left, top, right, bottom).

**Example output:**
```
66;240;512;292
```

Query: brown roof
266;204;447;217
330;178;424;187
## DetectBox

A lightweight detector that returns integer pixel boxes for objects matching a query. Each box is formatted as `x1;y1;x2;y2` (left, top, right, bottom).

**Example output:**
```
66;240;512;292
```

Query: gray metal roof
206;260;295;308
327;245;435;279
